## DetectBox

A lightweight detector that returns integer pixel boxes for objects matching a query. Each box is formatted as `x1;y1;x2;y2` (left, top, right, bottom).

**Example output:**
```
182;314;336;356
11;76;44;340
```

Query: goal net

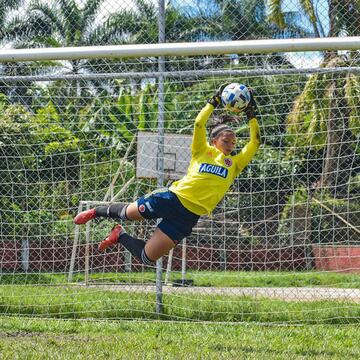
1;43;359;323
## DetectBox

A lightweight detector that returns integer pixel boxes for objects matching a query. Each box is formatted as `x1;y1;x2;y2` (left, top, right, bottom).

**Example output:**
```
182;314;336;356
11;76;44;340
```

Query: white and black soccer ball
221;83;251;112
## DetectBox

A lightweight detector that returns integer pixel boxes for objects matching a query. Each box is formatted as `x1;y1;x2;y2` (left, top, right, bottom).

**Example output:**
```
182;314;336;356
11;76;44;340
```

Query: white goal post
0;37;360;62
49;37;359;289
1;37;360;323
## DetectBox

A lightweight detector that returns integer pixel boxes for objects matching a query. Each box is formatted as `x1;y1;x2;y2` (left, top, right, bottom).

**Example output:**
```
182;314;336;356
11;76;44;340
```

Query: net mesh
0;0;360;323
1;53;360;322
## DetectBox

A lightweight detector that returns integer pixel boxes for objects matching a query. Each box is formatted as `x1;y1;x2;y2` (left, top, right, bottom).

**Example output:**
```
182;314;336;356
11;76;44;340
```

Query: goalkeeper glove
244;89;258;120
207;84;227;108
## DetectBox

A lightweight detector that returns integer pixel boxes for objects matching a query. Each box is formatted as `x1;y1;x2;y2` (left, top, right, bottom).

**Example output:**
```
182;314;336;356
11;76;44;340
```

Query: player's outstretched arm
234;91;261;173
191;85;226;155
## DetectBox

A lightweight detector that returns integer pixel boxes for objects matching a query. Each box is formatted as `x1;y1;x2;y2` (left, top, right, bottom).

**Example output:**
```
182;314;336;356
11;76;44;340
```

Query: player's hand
207;84;227;108
244;89;258;119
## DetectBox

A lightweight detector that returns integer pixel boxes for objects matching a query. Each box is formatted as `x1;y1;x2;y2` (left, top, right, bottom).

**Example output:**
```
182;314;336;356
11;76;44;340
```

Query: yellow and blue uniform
170;103;261;215
137;103;261;242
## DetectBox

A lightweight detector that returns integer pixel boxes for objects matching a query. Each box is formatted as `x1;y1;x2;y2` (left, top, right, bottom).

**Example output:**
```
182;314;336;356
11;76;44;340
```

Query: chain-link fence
2;0;359;47
0;0;359;322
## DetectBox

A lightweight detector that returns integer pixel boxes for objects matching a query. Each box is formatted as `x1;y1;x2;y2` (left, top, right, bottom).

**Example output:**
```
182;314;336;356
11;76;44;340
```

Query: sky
95;0;329;68
15;0;330;30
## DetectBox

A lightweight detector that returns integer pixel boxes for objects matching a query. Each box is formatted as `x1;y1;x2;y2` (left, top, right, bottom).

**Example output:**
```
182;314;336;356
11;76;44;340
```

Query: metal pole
1;67;360;83
21;238;29;272
68;201;83;282
181;238;187;283
1;37;360;62
84;203;91;286
155;0;166;315
164;248;174;285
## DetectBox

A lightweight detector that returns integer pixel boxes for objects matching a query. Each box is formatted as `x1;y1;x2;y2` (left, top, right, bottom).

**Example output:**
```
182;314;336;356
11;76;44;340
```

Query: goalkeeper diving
74;84;261;266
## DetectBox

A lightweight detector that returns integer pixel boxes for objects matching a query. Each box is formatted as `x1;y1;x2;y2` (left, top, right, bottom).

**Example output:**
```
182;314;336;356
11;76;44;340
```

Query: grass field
1;271;360;323
2;270;360;288
2;270;360;358
1;317;360;359
1;283;360;323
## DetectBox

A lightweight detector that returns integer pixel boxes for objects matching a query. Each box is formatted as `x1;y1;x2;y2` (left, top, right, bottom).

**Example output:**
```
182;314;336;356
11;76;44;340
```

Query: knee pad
95;203;128;220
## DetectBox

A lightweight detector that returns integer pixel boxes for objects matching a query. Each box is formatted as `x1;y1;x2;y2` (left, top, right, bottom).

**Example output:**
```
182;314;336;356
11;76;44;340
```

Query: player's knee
109;204;129;220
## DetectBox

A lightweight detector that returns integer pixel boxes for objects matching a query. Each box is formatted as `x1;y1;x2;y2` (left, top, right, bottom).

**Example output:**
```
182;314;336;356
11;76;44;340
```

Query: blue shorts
137;189;199;244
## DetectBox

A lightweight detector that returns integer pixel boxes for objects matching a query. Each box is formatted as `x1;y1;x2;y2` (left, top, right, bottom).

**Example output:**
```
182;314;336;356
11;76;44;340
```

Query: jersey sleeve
233;117;261;174
191;103;214;155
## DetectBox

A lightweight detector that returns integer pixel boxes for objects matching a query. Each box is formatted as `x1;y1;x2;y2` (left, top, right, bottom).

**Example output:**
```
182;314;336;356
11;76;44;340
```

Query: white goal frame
1;37;360;62
3;37;359;316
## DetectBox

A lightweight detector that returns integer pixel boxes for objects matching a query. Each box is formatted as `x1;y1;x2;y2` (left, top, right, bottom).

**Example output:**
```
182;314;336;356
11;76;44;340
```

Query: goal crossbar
0;37;360;62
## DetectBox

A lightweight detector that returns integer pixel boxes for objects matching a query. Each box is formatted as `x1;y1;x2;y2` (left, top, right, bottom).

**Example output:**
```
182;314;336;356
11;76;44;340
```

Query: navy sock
119;233;155;265
95;204;128;221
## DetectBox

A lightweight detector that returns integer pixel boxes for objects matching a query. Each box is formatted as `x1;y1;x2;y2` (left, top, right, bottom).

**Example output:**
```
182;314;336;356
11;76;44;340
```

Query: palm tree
268;0;360;58
268;0;360;37
13;0;132;57
269;0;360;192
6;0;156;104
268;0;360;247
0;0;24;41
165;0;311;73
267;0;323;37
214;0;311;40
287;56;359;195
0;0;28;102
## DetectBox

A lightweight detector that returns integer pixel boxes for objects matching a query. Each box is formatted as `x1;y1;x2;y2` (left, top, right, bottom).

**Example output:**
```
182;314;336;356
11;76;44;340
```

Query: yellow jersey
169;103;261;216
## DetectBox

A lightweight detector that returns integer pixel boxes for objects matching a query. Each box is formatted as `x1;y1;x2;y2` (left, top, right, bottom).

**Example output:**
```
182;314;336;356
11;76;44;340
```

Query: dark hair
208;114;239;140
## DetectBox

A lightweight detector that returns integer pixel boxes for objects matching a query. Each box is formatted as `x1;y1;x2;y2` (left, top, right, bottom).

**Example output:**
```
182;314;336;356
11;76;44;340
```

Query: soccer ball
221;83;251;112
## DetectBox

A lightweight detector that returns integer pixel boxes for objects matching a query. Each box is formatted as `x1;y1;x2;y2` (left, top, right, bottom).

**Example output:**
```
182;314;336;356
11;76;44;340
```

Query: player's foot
98;224;124;251
74;208;97;225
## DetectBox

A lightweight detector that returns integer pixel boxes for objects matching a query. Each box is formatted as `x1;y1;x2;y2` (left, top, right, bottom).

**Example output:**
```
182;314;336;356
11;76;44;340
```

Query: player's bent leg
99;226;175;265
74;204;127;224
98;224;151;263
74;201;144;225
144;228;176;262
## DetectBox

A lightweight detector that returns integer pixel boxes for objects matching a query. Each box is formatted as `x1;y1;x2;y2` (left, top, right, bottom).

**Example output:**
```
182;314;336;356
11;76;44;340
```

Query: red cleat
98;224;123;252
74;208;97;225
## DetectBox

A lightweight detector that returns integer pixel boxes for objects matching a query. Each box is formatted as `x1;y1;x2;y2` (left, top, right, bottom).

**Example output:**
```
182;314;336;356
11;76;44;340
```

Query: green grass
1;317;360;359
2;271;360;324
2;272;360;358
1;285;360;323
2;270;360;288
